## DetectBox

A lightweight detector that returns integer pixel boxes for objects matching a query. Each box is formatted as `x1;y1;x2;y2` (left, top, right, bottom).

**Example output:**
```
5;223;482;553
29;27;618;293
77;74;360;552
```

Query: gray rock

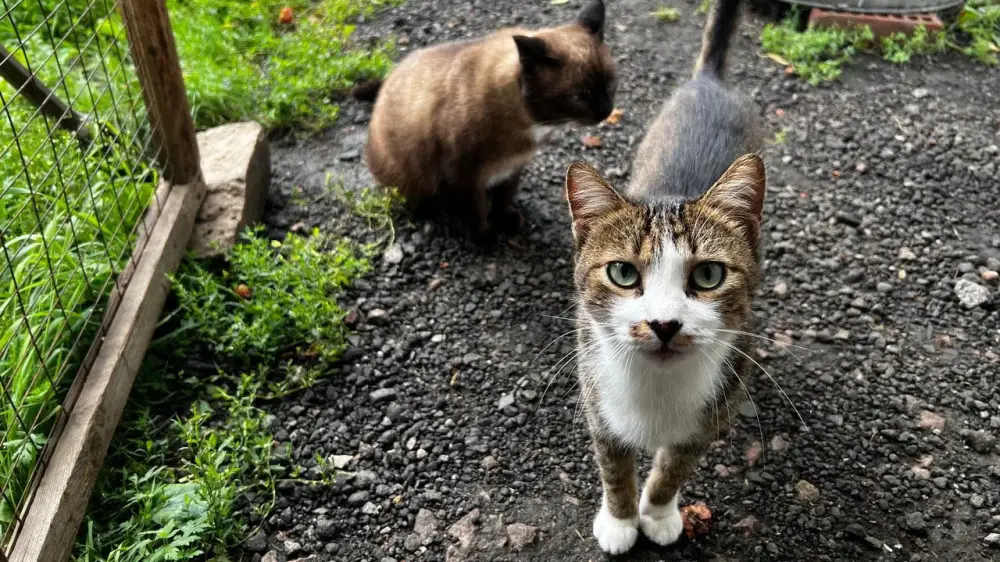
985;533;1000;547
316;517;336;540
795;479;820;502
347;490;370;505
961;429;996;453
415;508;438;538
246;530;267;552
262;552;279;562
898;247;917;261
404;533;422;552
362;501;379;515
370;388;397;403
284;540;302;554
497;393;515;410
191;121;270;258
955;279;992;308
506;523;539;551
912;87;930;98
739;400;757;418
449;509;480;549
383;243;404;265
367;309;390;326
904;512;927;535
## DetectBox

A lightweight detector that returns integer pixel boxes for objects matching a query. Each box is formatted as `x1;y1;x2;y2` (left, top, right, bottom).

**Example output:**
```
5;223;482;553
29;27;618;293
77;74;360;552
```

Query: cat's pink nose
648;320;682;344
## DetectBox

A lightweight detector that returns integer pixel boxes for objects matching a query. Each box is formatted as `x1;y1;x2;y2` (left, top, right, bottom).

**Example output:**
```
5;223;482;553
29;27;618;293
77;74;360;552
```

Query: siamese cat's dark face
513;0;617;125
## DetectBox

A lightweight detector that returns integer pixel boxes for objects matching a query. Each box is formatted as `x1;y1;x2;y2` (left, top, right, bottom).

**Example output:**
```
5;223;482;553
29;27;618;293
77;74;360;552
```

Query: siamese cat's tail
693;0;742;79
351;79;383;102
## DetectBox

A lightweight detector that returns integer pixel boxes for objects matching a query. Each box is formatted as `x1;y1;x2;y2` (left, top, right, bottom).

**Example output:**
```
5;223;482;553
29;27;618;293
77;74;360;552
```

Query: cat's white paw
639;490;684;546
592;504;638;554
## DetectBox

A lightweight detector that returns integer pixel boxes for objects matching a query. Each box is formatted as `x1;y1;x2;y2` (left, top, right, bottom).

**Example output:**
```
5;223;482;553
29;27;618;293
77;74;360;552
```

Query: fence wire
0;0;164;551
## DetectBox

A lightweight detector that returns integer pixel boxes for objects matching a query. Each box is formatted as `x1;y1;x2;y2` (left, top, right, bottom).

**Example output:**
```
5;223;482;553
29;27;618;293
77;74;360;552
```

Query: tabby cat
563;0;766;553
358;0;616;243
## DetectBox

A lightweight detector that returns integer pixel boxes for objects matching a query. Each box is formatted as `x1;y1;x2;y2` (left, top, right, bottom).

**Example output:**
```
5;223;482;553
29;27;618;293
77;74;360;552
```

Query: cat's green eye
607;262;640;288
690;262;726;291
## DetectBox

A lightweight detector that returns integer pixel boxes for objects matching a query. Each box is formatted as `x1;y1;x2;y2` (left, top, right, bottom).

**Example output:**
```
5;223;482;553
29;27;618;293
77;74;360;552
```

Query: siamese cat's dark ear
577;0;605;41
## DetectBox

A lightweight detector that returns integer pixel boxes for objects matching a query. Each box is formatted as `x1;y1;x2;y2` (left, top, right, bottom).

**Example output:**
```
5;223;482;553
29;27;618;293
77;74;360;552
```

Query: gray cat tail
693;0;742;79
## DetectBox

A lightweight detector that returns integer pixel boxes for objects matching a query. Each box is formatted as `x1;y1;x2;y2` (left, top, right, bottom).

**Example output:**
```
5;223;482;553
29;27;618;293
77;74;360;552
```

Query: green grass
1;0;156;535
1;0;399;543
651;6;681;22
72;202;397;560
763;0;1000;84
170;0;399;130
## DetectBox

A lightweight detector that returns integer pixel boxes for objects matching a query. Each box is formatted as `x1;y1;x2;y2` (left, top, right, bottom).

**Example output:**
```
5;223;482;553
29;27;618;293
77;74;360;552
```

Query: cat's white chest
593;344;723;451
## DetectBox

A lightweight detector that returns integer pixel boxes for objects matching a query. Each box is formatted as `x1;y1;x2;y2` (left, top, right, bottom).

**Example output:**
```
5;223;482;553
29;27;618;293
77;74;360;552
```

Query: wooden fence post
118;0;201;184
7;2;205;560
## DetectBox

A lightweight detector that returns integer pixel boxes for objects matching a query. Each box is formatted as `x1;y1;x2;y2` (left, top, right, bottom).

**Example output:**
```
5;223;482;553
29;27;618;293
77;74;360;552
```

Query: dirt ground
252;0;1000;560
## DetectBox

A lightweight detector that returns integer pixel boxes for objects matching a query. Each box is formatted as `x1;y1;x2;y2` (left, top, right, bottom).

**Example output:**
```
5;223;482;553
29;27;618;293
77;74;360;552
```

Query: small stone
834;329;850;341
330;454;353;469
904;512;927;535
481;455;499;470
383;243;403;264
898;247;917;261
985;533;1000;546
370;388;397;403
773;281;789;298
911;467;931;480
367;308;390;325
316;517;336;540
961;429;996;453
497;393;515;410
337;148;361;161
855;162;868;173
912;87;930;98
404;533;422;552
769;435;789;452
918;410;945;431
262;552;279;562
506;523;539;551
284;540;302;554
353;470;377;487
246;530;267;552
448;509;480;549
362;501;379;515
416;448;429;459
971;494;985;508
739;400;758;418
734;515;758;534
955;279;992;309
982;270;999;283
347;491;370;505
415;508;439;538
462;353;482;365
876;282;893;293
431;334;446;343
795;480;820;502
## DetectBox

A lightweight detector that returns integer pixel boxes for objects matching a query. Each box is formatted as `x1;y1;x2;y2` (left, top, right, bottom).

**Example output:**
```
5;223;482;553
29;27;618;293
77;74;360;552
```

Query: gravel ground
253;1;1000;560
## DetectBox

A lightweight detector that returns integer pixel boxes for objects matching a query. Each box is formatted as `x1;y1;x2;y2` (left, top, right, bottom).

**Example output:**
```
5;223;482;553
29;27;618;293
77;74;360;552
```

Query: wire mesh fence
0;0;165;551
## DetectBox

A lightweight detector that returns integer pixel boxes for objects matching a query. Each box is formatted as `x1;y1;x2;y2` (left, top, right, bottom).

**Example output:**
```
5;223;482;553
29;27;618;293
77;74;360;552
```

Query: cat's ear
565;162;626;244
697;154;767;242
577;0;605;41
513;36;560;72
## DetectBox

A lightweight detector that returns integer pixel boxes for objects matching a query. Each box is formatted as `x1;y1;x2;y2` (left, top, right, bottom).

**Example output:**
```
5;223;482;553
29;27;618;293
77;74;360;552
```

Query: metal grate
0;0;164;550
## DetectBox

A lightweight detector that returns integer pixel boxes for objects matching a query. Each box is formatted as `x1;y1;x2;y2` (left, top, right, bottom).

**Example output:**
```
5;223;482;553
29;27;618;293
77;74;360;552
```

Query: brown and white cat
563;0;765;554
358;0;616;243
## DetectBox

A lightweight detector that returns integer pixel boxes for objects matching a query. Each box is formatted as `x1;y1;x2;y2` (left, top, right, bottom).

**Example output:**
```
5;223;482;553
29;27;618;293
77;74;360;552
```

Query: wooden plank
8;179;206;562
118;0;200;184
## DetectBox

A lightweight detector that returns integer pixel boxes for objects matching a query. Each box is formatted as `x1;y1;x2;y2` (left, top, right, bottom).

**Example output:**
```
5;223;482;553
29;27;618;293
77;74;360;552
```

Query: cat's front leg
591;434;639;554
489;169;524;234
639;441;707;545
